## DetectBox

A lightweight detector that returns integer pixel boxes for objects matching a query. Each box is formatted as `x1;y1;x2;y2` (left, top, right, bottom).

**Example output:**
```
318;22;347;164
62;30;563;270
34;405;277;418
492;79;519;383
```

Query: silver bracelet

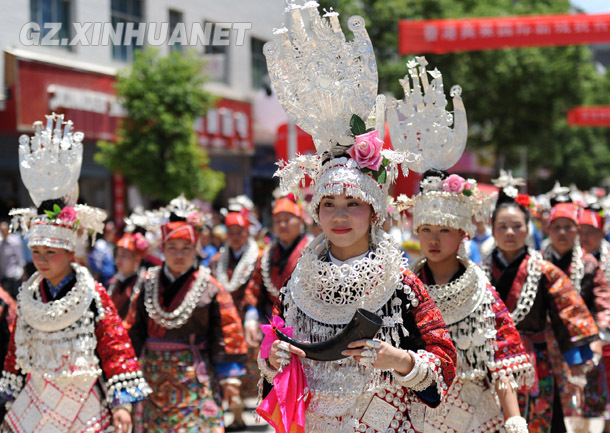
257;352;279;384
392;351;435;392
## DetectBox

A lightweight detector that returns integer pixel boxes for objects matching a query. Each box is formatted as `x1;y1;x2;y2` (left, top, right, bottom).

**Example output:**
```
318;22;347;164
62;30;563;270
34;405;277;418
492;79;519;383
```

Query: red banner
567;106;610;127
399;13;610;55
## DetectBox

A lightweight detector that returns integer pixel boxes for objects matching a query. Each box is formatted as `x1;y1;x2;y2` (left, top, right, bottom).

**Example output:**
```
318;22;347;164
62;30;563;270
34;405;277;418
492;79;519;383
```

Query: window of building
111;0;143;62
30;0;72;50
251;37;268;90
168;9;183;53
203;21;229;83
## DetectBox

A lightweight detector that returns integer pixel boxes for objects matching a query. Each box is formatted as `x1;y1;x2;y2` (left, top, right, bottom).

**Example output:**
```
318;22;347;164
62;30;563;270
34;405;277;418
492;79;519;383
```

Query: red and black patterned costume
258;233;312;319
487;247;599;433
259;232;457;433
544;246;610;419
0;286;16;422
0;265;150;433
413;259;533;433
129;263;248;433
107;272;143;330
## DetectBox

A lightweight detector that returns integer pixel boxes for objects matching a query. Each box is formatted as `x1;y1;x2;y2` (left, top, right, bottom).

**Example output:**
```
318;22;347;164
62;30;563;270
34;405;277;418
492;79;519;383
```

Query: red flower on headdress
515;193;531;208
58;206;77;223
186;211;201;227
133;232;148;251
348;130;384;171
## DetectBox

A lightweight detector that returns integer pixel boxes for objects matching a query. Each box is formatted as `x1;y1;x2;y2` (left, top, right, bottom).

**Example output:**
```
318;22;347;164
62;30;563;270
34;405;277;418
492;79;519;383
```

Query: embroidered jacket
210;245;263;320
414;261;533;433
489;248;599;353
258;234;312;318
129;264;248;370
264;260;457;433
0;268;150;414
548;247;610;333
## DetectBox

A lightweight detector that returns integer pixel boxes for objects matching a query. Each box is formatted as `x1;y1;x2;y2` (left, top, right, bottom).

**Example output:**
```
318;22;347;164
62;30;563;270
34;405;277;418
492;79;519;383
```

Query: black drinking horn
276;308;383;361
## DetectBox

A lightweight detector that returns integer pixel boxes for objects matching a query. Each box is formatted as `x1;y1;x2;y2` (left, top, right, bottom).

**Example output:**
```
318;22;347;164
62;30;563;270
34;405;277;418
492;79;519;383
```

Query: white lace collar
287;228;406;325
18;263;100;332
412;258;488;325
328;250;369;266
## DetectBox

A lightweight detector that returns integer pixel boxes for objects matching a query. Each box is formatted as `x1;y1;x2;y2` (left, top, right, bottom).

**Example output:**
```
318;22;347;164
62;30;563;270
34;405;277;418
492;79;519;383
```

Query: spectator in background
88;221;116;287
0;221;25;299
198;224;218;267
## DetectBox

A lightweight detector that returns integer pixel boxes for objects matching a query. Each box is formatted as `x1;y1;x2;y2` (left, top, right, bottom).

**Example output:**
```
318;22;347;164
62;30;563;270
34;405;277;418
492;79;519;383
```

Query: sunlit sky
571;0;610;13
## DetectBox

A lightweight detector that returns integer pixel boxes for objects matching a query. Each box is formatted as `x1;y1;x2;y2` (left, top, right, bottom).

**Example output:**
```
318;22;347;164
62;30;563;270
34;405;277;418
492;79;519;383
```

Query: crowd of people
0;3;609;433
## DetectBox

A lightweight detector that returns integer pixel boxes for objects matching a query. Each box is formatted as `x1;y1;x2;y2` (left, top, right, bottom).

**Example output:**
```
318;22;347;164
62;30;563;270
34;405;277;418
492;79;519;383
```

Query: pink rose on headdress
348;130;383;171
134;233;149;251
58;206;77;223
186;211;201;227
442;174;465;194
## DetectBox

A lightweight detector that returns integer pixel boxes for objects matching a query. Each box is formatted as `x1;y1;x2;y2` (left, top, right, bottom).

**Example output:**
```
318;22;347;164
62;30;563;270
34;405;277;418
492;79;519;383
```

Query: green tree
96;48;225;202
319;0;610;190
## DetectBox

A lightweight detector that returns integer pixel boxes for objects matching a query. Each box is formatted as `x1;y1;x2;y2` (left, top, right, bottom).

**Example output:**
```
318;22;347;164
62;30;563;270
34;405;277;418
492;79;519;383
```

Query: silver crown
387;57;467;173
492;169;526;198
264;1;377;153
18;112;83;207
164;194;199;219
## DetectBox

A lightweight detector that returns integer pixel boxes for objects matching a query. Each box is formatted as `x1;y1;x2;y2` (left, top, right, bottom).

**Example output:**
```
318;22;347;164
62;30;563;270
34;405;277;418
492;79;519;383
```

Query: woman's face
163;238;197;276
579;224;604;254
492;206;529;255
115;247;141;276
548;217;578;256
31;245;74;285
272;212;303;245
318;194;373;260
418;225;464;265
227;225;249;251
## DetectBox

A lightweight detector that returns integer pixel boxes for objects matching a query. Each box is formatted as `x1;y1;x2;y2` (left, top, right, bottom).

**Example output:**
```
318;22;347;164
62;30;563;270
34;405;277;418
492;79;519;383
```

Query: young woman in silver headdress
0;113;151;433
399;167;532;433
256;6;456;433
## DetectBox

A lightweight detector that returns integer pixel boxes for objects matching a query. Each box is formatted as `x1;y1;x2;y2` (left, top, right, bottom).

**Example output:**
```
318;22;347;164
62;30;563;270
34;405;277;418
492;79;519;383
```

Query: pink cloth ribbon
257;316;310;433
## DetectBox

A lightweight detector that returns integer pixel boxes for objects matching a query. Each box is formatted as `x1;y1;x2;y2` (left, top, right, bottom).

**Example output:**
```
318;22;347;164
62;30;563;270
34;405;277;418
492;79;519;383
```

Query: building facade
0;0;286;221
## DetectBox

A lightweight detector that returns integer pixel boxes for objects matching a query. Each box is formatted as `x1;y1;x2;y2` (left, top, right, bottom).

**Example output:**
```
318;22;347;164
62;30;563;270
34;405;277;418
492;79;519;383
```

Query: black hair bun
495;190;517;207
169;212;187;223
421;168;449;182
586;202;603;213
550;194;572;207
37;198;66;215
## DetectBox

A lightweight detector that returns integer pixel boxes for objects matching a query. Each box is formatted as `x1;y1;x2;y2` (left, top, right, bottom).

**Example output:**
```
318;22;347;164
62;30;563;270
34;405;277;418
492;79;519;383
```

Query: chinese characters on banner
567;107;610;127
398;13;610;55
194;98;253;153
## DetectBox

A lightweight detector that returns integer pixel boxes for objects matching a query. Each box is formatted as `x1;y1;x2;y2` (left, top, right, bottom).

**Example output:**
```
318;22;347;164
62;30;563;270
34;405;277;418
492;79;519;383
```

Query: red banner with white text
399;13;610;55
567;107;610;127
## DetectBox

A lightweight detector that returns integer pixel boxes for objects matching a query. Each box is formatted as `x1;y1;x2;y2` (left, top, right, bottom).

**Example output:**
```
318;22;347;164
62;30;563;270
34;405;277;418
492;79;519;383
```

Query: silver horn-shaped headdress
268;2;417;226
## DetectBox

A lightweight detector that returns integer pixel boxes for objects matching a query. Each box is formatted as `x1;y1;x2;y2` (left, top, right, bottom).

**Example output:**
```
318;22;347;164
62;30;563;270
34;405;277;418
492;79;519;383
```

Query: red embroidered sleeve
405;271;456;400
0;287;16;332
0;317;23;401
542;262;599;346
210;276;248;358
93;283;151;405
487;284;534;389
590;259;610;331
